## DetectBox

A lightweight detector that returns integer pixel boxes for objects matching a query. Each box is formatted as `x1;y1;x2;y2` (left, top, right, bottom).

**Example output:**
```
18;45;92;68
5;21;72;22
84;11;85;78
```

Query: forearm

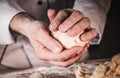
10;12;35;38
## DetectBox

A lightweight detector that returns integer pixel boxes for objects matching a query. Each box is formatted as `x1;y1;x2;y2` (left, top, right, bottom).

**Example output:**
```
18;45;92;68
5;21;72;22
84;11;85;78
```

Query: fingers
30;39;52;61
57;46;83;61
37;28;63;53
31;39;61;61
80;28;98;41
49;9;98;42
59;11;84;32
48;9;56;22
84;43;90;49
45;51;84;67
67;17;90;37
36;45;84;62
31;38;86;67
40;46;83;62
49;10;70;31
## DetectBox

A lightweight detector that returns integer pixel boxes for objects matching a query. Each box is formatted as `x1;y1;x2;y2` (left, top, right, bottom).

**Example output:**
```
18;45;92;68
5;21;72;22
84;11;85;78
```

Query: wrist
10;12;36;37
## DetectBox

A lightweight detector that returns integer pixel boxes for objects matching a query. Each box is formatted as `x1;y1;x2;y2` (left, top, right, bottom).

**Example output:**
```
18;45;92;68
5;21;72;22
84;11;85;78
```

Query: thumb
48;9;56;22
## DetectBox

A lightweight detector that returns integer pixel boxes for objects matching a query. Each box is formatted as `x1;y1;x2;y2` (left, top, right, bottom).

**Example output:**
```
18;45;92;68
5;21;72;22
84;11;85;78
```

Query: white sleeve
0;0;24;45
73;0;112;45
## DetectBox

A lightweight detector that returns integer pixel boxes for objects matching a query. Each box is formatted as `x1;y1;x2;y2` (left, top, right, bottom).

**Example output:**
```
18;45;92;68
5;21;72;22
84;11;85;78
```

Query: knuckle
74;11;84;18
79;23;84;30
59;10;68;16
68;25;81;36
83;17;91;24
32;21;41;25
80;17;91;27
67;17;74;24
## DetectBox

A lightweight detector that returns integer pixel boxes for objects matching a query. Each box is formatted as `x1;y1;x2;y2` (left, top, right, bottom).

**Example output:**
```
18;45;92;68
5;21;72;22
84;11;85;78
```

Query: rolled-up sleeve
73;0;112;45
0;0;23;44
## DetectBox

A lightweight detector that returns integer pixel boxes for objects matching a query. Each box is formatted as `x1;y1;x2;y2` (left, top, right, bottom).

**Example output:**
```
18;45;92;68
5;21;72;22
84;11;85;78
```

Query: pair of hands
10;9;97;67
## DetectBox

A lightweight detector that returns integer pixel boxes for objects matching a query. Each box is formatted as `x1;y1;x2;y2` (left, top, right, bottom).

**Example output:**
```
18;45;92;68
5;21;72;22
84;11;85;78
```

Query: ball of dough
51;31;88;49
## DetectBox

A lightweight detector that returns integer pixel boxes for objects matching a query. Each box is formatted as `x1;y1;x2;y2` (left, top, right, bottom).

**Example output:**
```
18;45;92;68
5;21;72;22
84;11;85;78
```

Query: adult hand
31;41;87;67
48;9;98;42
27;22;87;66
10;12;63;53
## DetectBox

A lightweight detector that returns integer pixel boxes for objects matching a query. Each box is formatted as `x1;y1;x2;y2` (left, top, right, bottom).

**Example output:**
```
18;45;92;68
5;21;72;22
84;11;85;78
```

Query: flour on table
75;54;120;78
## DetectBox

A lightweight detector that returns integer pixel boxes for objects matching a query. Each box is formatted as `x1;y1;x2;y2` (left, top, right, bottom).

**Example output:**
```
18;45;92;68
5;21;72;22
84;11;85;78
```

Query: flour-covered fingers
48;9;57;22
45;51;84;67
67;17;90;37
80;28;98;41
59;11;84;32
58;46;83;61
36;27;63;53
49;10;70;31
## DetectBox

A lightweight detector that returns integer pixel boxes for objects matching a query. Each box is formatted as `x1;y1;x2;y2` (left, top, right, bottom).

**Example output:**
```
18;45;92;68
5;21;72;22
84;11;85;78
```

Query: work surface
0;59;109;78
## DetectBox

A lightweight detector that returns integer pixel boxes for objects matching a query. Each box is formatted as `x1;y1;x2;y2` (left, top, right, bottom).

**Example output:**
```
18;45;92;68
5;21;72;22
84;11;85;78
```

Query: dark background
89;0;120;59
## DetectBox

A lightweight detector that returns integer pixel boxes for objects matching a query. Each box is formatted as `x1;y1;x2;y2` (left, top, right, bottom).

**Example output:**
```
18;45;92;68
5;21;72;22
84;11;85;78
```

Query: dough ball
52;31;88;49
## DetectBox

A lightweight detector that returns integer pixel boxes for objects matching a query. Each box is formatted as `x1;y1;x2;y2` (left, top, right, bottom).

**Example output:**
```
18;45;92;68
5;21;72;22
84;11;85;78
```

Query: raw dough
75;54;120;78
52;31;88;49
